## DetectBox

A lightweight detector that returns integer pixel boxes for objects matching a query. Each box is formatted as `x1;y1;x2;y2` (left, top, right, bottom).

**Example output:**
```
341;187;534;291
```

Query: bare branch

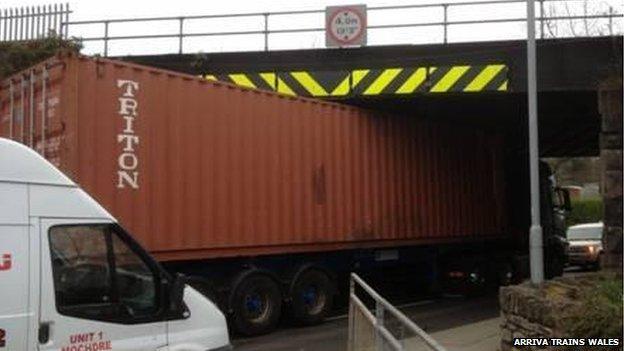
564;3;578;36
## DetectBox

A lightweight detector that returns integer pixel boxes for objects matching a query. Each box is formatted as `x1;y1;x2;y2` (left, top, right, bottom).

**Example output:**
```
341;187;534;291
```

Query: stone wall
598;78;623;271
500;278;574;351
499;275;621;351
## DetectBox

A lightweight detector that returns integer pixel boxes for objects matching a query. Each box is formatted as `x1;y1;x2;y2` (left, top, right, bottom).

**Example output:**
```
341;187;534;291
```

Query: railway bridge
124;36;622;157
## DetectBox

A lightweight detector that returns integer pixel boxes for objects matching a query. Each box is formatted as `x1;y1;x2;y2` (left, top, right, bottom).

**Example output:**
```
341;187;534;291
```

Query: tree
541;0;619;38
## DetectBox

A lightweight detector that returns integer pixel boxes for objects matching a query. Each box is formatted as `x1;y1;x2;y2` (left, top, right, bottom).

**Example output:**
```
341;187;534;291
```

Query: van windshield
566;225;602;241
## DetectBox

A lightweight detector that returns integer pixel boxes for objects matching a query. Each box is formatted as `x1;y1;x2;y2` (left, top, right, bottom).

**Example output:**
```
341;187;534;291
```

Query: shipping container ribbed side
0;54;507;261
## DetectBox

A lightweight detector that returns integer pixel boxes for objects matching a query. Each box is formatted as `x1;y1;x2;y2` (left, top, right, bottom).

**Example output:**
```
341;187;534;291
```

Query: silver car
566;222;603;270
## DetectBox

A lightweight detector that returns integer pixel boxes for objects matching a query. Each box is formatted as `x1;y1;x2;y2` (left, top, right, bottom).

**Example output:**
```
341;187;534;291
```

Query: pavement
428;315;500;351
233;294;501;351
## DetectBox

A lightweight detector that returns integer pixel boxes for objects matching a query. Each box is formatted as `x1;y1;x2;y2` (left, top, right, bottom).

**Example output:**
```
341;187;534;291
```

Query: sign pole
527;0;544;284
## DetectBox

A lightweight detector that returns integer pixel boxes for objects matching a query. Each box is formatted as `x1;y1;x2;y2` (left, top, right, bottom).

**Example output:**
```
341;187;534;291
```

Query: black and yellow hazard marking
204;64;509;98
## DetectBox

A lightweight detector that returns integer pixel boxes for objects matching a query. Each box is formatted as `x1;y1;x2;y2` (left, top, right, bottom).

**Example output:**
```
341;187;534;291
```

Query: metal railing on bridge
0;0;622;56
348;273;448;351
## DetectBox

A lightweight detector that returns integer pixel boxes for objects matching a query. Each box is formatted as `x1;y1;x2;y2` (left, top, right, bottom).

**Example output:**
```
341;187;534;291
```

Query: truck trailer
0;53;569;336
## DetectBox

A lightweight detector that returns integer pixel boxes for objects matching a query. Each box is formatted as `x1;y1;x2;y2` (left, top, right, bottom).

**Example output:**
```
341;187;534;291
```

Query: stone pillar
598;78;623;271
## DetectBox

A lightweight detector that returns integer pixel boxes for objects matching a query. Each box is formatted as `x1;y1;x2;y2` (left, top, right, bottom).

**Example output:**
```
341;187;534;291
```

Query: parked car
566;222;604;270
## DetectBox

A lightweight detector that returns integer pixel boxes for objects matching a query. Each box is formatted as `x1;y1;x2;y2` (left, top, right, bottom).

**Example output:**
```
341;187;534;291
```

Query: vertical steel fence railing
0;3;70;41
348;273;447;351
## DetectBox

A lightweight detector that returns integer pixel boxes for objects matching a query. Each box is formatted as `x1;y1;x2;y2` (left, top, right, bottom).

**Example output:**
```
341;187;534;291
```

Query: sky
1;0;622;56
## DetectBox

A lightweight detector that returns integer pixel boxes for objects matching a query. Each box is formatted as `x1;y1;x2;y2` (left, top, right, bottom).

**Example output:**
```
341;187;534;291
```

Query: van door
38;219;167;351
0;224;30;351
0;183;31;351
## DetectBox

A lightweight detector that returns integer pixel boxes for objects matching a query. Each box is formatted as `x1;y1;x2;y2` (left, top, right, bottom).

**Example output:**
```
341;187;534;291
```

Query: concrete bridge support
598;78;623;271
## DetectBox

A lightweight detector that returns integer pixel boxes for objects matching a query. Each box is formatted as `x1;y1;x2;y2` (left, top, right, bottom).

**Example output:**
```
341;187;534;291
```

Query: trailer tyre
231;274;282;336
290;270;333;326
465;263;488;297
497;261;515;286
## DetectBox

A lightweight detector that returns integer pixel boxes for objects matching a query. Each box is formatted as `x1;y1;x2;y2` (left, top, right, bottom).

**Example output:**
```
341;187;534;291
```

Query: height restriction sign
325;5;367;48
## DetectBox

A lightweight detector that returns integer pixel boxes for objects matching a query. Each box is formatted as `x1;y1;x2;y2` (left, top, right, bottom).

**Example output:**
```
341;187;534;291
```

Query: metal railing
1;1;621;55
0;3;70;41
57;0;623;56
348;273;447;351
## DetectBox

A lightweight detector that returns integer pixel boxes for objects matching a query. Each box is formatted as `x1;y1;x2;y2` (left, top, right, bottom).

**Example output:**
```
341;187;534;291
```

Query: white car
566;222;604;270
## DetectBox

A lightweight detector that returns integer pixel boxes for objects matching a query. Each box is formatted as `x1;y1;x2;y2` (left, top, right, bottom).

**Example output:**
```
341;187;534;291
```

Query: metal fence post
2;10;6;41
18;7;23;40
539;0;544;39
35;6;40;39
52;3;58;36
347;274;355;351
103;21;109;56
442;4;448;44
179;17;184;54
375;300;385;351
8;8;13;41
263;13;269;51
58;4;62;38
24;7;30;40
609;7;614;36
29;6;35;39
64;3;70;39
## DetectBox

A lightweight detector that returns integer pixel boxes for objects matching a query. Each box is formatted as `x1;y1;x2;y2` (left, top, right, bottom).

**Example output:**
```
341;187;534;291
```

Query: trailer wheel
465;263;487;297
497;261;515;286
290;270;333;326
231;274;282;336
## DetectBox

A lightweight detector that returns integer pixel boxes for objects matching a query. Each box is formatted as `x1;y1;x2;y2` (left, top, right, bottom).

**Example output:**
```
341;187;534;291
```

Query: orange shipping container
0;54;507;261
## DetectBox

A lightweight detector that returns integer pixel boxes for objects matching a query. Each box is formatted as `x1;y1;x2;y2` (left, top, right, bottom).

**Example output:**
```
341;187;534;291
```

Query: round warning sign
326;5;367;47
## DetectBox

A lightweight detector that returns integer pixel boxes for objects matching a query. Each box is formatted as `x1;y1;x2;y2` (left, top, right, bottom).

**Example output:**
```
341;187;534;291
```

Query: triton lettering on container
0;53;568;337
203;64;509;98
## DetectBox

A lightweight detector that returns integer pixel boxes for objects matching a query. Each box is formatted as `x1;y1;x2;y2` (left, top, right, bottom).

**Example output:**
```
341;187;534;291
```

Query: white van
0;138;230;350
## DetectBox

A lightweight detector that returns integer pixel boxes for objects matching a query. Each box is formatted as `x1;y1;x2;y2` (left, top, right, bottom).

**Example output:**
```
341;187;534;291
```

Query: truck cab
0;138;230;351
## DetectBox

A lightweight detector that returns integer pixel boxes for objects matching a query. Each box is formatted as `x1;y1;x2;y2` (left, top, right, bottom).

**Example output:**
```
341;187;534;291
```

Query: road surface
233;293;500;351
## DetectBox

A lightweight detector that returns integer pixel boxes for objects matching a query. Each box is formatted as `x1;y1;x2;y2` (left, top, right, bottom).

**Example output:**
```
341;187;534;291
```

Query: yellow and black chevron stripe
203;64;508;97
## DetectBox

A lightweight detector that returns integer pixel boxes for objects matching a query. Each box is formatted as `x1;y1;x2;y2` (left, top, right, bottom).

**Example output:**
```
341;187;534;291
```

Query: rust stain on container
1;54;508;261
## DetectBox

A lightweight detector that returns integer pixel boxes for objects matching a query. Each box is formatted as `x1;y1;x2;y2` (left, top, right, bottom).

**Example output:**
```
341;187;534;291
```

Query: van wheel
231;274;282;336
290;270;333;326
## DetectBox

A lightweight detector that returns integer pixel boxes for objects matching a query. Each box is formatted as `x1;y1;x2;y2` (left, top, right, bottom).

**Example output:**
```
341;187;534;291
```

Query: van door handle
38;322;51;344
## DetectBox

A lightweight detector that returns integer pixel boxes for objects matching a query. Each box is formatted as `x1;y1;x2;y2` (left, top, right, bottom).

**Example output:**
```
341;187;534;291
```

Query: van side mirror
555;187;572;212
168;273;187;318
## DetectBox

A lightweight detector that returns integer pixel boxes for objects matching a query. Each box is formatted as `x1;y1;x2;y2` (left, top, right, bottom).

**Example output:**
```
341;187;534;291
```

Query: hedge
567;198;604;227
0;35;81;79
564;273;623;339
